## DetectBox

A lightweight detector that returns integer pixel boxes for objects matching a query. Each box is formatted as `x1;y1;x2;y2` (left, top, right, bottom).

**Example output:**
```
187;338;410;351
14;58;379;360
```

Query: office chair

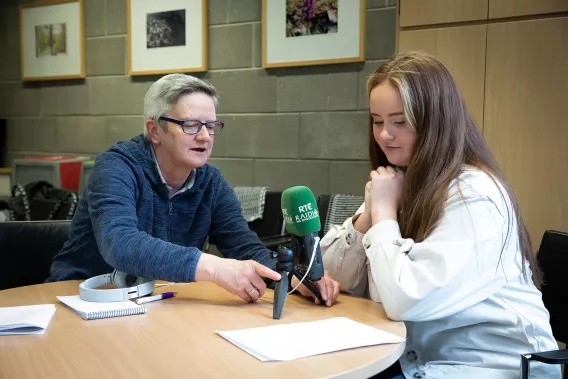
204;190;290;257
0;220;70;290
317;194;363;239
537;230;568;343
520;350;568;379
247;191;290;249
316;194;331;239
520;230;568;379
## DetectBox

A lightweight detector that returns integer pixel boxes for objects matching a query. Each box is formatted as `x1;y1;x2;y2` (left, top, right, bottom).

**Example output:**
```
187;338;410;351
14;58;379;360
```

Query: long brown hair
366;52;541;287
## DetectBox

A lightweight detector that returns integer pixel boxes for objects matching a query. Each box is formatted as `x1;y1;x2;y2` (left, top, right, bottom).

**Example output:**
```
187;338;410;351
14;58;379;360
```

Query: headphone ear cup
133;276;153;286
110;270;152;288
110;270;127;287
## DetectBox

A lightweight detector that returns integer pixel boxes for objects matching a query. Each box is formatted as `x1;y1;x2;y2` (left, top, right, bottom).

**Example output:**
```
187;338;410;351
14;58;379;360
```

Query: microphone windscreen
281;186;321;237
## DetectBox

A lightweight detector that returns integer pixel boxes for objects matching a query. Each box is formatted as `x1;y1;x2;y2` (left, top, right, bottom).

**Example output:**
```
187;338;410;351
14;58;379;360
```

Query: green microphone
273;186;325;319
281;186;321;237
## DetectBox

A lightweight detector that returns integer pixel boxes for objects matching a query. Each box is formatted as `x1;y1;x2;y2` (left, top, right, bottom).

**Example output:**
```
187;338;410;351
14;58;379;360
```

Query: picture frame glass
263;0;364;68
129;0;206;75
20;1;84;81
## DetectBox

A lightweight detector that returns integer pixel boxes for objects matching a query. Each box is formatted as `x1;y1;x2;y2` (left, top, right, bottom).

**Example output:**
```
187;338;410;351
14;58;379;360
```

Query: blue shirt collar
150;146;195;198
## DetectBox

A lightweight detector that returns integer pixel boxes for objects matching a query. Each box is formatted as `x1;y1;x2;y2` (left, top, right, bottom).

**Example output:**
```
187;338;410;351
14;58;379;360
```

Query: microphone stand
273;237;324;320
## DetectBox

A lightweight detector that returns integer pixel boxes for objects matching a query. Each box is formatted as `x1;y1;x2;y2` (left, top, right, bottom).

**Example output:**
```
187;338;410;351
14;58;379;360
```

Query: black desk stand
273;244;324;319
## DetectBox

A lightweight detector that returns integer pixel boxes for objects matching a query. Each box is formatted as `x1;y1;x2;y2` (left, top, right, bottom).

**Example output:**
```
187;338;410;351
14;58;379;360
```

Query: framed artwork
262;0;366;68
19;0;85;82
127;0;207;76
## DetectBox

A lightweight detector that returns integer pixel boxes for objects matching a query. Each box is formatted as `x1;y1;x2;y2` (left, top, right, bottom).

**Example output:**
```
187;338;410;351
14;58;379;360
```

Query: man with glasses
48;74;340;306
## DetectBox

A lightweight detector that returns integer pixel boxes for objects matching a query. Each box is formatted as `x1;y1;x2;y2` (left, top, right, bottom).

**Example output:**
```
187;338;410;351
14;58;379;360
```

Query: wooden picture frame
19;0;86;82
127;0;207;76
262;0;366;68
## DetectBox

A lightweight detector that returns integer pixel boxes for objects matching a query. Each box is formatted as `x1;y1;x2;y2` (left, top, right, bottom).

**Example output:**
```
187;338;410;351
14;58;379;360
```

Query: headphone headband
79;271;155;302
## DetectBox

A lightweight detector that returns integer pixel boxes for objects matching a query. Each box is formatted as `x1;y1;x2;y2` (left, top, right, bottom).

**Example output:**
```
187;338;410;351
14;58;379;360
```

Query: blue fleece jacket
48;135;276;282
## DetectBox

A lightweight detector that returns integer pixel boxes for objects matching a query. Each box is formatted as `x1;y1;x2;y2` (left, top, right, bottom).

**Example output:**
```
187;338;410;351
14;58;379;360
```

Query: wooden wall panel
489;0;568;19
400;0;488;27
398;25;487;128
484;17;568;248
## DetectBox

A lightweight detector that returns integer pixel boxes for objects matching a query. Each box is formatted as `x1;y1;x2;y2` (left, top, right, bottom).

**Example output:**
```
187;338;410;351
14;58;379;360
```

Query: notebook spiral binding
86;307;146;320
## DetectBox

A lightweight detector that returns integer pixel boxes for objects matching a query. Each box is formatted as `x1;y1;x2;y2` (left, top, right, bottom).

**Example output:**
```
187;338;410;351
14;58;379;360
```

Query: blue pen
134;292;177;305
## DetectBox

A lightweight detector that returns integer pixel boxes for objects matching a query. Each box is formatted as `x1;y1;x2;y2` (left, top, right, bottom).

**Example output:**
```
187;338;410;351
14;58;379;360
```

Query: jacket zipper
169;201;172;216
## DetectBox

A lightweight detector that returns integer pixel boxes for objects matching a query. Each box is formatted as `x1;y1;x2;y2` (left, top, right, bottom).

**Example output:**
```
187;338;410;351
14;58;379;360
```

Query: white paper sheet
0;304;56;335
216;316;404;361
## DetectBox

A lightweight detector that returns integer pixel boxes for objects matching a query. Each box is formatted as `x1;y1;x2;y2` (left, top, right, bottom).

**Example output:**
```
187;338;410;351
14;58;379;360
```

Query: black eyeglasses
158;116;224;135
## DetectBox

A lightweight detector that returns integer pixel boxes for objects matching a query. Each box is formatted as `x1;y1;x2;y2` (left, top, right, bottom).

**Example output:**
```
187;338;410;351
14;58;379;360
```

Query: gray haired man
49;74;340;306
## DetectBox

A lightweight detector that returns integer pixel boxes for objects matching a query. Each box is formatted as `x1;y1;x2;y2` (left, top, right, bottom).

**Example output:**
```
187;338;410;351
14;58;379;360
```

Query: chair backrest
537;229;568;343
247;191;285;241
317;194;331;239
320;194;363;237
233;186;268;222
0;118;6;167
0;220;70;290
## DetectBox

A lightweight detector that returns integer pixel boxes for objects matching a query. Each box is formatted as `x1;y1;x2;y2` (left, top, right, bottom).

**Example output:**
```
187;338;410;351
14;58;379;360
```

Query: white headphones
79;270;155;302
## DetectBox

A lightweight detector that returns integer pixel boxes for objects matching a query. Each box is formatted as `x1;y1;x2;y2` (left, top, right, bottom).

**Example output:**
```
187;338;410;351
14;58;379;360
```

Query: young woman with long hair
322;52;559;379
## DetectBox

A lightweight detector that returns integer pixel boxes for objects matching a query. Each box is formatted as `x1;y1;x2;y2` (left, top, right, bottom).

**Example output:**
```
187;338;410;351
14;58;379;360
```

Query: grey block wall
0;0;396;197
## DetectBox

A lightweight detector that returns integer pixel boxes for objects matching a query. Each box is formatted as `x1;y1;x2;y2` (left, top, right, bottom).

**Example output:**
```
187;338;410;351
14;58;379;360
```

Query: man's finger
249;272;267;297
246;287;260;302
252;262;282;281
238;288;253;303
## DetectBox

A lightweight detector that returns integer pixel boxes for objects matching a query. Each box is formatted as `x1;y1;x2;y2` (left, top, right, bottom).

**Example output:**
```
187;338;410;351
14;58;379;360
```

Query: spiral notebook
56;295;146;320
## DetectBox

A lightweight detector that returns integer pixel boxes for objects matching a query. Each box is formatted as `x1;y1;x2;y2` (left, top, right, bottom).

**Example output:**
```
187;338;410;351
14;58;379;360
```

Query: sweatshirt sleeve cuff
346;216;366;241
362;219;402;250
186;249;203;282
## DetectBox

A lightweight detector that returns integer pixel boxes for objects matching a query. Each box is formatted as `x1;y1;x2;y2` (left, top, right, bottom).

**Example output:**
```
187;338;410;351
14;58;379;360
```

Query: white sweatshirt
321;168;560;379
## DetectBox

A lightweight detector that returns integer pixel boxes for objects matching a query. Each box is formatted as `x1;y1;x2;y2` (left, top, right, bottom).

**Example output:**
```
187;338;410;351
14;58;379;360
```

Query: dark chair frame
0;220;70;290
520;350;568;379
520;229;568;379
247;191;291;250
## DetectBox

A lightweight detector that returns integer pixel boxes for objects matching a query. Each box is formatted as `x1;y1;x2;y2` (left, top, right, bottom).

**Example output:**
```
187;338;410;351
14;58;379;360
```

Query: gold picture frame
127;0;207;76
19;0;86;82
262;0;366;68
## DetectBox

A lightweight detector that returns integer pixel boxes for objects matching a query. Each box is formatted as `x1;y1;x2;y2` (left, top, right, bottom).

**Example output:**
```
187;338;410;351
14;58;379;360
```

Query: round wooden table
0;281;406;379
